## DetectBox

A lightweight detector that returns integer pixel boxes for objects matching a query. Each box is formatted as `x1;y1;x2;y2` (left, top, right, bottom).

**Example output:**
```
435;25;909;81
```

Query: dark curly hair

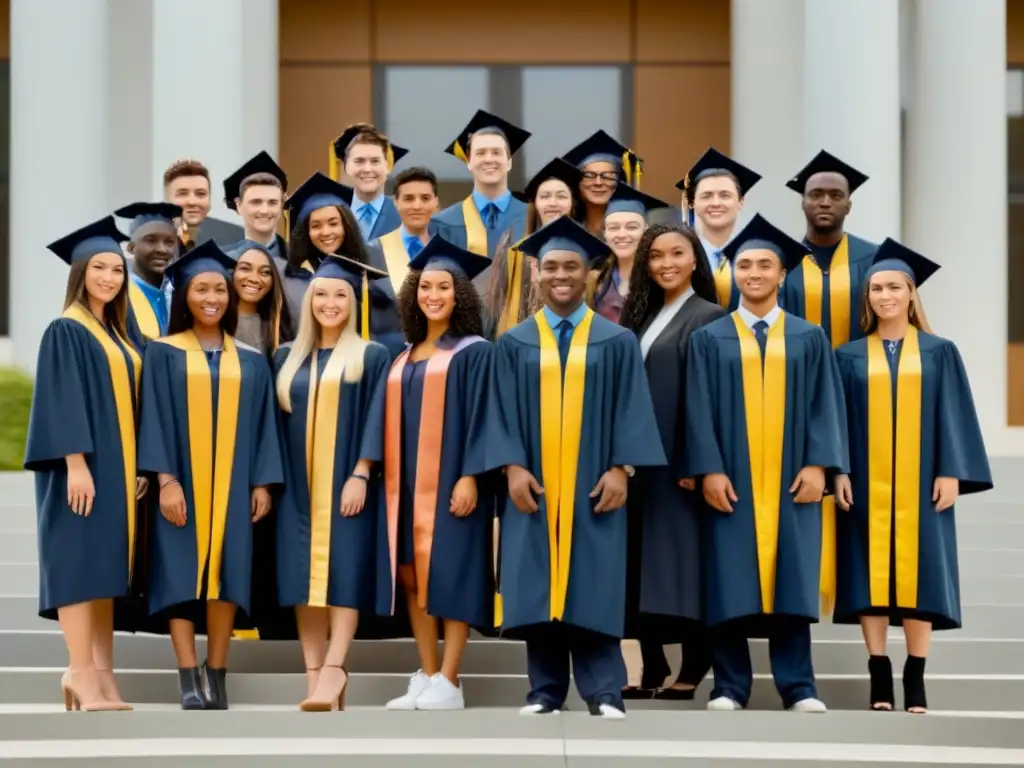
397;269;485;344
620;224;718;332
287;204;370;271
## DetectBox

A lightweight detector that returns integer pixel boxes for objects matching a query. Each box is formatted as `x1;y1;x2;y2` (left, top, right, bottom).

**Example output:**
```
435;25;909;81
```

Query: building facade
1;0;1022;453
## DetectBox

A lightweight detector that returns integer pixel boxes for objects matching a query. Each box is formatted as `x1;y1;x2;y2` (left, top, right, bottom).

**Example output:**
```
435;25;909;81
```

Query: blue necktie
358;205;375;239
406;238;423;258
557;319;573;370
483;203;499;230
753;320;769;364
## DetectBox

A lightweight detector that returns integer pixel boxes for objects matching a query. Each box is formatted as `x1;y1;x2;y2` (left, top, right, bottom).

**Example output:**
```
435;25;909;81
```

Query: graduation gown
274;342;388;611
486;309;666;639
383;336;495;628
712;260;741;312
430;196;529;293
626;296;726;634
833;329;992;630
126;279;164;350
24;307;142;619
683;312;848;628
137;332;284;623
367;197;402;242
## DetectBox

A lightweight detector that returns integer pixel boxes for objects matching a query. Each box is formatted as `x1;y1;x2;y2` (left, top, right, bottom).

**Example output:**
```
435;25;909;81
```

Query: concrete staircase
1;464;1024;765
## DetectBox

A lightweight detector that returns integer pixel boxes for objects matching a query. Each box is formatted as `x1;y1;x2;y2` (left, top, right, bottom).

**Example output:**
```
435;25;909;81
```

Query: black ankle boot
178;667;208;710
867;655;894;711
903;655;927;712
203;662;229;710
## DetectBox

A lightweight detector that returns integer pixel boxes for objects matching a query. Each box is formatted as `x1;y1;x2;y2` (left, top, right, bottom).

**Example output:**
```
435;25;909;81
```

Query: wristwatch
620;465;635;478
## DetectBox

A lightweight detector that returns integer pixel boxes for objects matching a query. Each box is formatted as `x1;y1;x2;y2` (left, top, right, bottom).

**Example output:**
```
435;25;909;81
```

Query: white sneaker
707;696;744;711
788;697;827;713
519;702;561;715
385;670;433;710
415;674;465;710
598;703;626;719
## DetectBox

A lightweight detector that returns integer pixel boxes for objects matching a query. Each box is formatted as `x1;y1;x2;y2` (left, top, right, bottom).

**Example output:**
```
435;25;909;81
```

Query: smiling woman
231;242;295;359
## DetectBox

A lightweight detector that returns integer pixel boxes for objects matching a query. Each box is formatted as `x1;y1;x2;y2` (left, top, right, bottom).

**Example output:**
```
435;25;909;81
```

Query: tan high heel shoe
60;670;120;712
298;666;322;708
299;664;348;712
96;668;133;711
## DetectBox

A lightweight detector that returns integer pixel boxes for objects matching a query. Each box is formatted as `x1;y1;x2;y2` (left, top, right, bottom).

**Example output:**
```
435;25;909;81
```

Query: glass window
521;67;623;180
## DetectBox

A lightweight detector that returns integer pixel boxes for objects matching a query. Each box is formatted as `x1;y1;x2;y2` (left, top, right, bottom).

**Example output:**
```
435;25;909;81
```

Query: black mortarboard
517;215;608;264
444;110;531;162
47;216;129;265
313;254;390;341
114;202;183;236
677;147;761;197
522;158;584;204
164;240;236;288
286;172;355;223
865;239;940;288
330;123;410;179
562;130;644;187
604;183;670;218
786;150;869;195
722;214;808;272
223;151;288;211
407;236;490;281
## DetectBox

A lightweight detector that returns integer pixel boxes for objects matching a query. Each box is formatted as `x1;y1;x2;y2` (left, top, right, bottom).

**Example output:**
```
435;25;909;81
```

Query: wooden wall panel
279;0;370;63
633;65;731;204
373;0;631;63
1011;0;1024;66
635;0;729;64
278;65;372;185
1009;345;1024;425
0;0;9;60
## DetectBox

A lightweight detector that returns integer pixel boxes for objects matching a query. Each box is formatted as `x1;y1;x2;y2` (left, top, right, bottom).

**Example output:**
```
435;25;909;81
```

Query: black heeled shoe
868;655;895;711
903;655;928;713
178;667;209;710
203;662;229;710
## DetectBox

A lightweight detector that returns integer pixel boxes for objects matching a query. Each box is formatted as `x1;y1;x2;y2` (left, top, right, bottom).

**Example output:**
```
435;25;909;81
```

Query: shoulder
696;313;738;339
835;337;868;360
44;316;86;338
916;330;958;357
586;313;632;345
507;197;528;216
364;340;391;367
781;312;821;336
433;203;465;226
233;338;263;357
149;333;189;353
690;296;727;323
847;233;879;261
500;317;540;348
272;343;293;371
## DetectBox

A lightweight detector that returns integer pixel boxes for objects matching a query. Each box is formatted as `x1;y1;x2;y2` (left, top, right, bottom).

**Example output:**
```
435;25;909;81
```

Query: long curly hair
287;204;370;270
620;224;718;332
397;268;485;344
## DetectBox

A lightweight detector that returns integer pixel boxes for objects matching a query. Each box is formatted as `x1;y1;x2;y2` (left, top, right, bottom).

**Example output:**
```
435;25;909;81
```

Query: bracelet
160;479;180;489
351;473;370;482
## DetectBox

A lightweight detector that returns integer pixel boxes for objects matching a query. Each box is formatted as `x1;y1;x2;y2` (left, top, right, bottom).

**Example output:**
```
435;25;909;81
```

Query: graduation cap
313;254;390;341
231;239;278;265
164;240;236;288
47;216;129;265
604;183;670;218
522;158;584;204
286;172;355;223
517;215;608;264
786;150;869;195
722;213;808;273
865;238;940;288
114;202;183;237
677;148;761;198
562;130;644;188
444;110;531;162
330;123;410;180
407;236;490;281
223;151;288;211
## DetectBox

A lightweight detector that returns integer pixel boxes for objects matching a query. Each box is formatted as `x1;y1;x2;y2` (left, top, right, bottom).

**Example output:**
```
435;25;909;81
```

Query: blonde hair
860;272;934;335
275;277;367;412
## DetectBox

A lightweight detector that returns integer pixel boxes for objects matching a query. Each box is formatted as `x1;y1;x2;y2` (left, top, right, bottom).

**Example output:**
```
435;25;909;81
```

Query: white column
803;0;901;244
242;0;279;161
904;0;1014;453
730;0;805;236
9;0;110;374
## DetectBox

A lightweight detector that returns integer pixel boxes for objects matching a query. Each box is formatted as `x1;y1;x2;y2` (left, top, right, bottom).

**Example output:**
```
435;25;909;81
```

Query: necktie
406;238;424;258
358;205;375;239
753;319;769;364
557;319;573;370
483;203;499;230
715;253;726;273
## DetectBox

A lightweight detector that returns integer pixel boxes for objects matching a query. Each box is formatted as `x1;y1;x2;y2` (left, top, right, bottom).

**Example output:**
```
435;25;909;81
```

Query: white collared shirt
736;301;782;331
639;287;694;360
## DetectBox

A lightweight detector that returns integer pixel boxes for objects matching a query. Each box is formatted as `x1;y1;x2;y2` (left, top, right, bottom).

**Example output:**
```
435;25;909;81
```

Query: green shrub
0;367;33;471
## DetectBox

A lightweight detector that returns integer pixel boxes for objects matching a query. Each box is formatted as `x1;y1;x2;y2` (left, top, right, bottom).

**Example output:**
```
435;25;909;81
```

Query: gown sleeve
358;344;389;464
803;326;850;476
935;340;993;495
483;335;528;471
137;342;180;478
681;328;727;478
458;342;493;477
609;334;667;468
249;359;285;488
23;320;94;470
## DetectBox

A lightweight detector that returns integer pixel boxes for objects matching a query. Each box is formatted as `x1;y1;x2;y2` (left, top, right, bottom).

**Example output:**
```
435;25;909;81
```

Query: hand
790;466;826;504
591;467;628;513
135;477;149;500
507;465;543;514
67;461;95;517
933;476;959;512
678;478;696;491
450;476;478;517
340;476;367;517
158;477;187;527
834;474;853;511
703;473;737;513
251;486;272;522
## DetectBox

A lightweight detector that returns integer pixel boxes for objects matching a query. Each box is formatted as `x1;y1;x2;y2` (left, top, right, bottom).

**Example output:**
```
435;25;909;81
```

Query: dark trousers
710;620;817;709
637;625;713;689
524;622;627;711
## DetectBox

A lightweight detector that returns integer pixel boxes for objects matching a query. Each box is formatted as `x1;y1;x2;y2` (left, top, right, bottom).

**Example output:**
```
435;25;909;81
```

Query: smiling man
369;166;439;295
333;123;409;242
223;151;289;270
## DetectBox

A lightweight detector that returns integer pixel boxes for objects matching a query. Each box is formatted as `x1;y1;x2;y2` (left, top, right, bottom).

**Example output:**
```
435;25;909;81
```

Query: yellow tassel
386;145;395;173
454;142;468;163
329;143;341;182
634;160;643;190
283;209;291;239
621;150;632;186
360;272;370;341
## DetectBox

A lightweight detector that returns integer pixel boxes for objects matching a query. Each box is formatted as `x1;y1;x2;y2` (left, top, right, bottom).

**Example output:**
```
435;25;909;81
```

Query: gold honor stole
496;239;527;337
63;304;142;578
159;331;242;601
732;312;786;613
867;326;923;609
383;336;485;613
378;229;411;293
460;197;489;256
128;281;161;340
537;308;594;621
714;259;733;309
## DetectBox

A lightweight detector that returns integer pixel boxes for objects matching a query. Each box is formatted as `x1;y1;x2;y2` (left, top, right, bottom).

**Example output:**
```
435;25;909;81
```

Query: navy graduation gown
683;312;848;628
367;197;402;242
275;342;388;611
364;243;405;359
430;196;529;289
833;330;992;630
137;333;284;621
24;313;142;619
486;311;666;639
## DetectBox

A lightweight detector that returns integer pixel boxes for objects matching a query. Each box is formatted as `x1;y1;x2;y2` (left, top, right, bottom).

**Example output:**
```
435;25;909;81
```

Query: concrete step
0;564;35;595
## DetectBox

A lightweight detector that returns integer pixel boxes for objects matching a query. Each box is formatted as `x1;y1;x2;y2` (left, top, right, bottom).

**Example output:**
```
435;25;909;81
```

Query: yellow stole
460;197;489;256
867;327;923;609
496;239;526;337
732;312;786;613
62;304;141;578
158;331;242;601
128;281;161;340
378;229;411;293
714;259;733;309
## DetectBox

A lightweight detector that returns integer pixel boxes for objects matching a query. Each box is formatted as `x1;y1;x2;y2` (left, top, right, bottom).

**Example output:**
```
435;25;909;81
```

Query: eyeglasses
581;171;619;183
